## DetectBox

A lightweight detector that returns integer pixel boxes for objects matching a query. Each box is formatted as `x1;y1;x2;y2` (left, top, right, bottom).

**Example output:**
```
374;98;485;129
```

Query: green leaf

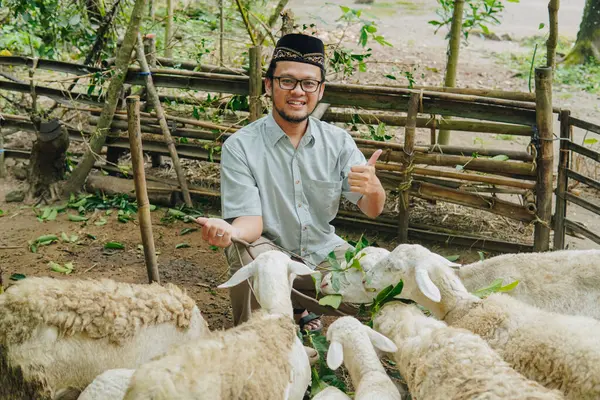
49;261;70;274
180;228;198;235
34;234;58;243
538;22;545;30
584;138;598;145
490;154;509;161
68;214;89;222
9;273;26;281
472;278;503;298
455;165;465;171
445;254;460;262
86;233;97;240
61;232;70;242
149;204;157;211
339;5;350;14
384;74;397;80
498;280;519;293
209;245;219;251
175;243;191;249
331;271;341;293
318;294;343;309
312;273;322;295
95;217;107;226
104;241;125;250
365;24;377;33
0;209;4;217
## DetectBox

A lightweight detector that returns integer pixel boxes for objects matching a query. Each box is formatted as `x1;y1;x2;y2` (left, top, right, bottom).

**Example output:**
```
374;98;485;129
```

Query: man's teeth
288;101;304;105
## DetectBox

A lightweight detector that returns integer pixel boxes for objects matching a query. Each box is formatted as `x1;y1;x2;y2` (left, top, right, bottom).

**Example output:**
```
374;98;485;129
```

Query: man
196;33;385;332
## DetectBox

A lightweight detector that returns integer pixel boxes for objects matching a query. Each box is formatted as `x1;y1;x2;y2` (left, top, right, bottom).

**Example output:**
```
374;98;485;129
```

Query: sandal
297;312;323;333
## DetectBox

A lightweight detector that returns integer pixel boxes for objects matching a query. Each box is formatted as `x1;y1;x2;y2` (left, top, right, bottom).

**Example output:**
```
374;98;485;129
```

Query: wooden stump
25;118;70;203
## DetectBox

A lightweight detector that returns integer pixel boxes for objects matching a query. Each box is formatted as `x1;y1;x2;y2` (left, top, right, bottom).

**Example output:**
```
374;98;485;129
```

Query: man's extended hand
195;217;239;247
348;149;384;196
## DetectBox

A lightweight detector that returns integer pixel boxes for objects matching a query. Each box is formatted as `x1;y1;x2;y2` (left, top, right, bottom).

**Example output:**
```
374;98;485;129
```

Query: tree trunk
62;0;148;196
547;0;560;69
165;0;174;58
564;0;600;64
25;118;70;203
437;0;465;145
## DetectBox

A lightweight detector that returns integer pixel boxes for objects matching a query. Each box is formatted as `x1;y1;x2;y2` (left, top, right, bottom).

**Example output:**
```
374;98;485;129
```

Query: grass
493;35;600;95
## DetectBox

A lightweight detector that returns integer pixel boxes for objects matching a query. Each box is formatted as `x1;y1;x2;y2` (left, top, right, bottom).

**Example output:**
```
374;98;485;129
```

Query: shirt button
295;180;300;184
303;226;307;230
298;204;302;208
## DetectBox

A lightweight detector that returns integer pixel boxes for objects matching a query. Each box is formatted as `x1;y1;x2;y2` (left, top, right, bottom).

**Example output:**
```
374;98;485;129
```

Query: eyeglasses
273;76;322;93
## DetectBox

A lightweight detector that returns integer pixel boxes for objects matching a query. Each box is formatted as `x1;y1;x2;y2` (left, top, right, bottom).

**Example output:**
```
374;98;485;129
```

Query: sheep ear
217;263;256;289
326;341;344;370
287;260;317;276
365;327;398;353
415;269;441;303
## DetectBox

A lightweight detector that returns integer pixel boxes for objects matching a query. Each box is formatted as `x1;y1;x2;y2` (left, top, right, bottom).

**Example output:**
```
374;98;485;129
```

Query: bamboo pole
235;0;257;46
398;93;419;242
547;0;560;69
219;0;224;66
127;96;160;284
534;67;554;251
0;126;5;178
249;46;262;122
412;167;535;189
438;0;465;145
323;111;533;135
143;34;162;168
135;33;193;207
554;109;570;249
165;0;174;58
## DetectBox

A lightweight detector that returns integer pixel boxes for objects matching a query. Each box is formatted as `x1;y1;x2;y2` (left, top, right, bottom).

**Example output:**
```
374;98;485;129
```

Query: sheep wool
458;249;600;320
123;311;297;400
0;277;209;400
373;302;564;400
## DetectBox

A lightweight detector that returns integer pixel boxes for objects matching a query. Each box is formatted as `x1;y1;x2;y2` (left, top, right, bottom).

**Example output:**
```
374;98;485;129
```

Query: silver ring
216;233;224;237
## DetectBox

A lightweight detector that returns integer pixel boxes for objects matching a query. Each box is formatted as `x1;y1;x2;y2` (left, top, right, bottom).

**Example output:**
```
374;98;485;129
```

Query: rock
5;190;25;203
13;165;28;180
4;158;16;168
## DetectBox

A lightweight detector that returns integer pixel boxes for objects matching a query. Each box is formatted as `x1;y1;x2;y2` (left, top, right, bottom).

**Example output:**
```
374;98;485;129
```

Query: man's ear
265;78;273;97
317;81;325;101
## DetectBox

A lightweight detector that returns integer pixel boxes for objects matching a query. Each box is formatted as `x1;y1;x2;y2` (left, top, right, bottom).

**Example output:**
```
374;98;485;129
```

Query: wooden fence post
143;34;162;168
534;67;554;251
397;93;420;242
127;95;160;284
553;109;570;250
249;46;262;122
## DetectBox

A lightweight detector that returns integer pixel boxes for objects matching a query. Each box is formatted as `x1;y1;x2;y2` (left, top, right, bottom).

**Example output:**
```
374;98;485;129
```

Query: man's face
265;61;325;124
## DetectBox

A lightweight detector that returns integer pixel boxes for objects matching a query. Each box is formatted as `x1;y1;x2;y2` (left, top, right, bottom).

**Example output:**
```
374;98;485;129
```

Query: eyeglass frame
271;76;323;93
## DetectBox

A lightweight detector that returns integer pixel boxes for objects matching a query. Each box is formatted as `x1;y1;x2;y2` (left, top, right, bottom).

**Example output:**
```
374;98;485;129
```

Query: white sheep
312;386;352;400
123;250;318;400
458;249;600;320
320;246;392;303
366;244;600;400
77;369;135;400
325;316;401;400
373;301;564;400
0;277;209;400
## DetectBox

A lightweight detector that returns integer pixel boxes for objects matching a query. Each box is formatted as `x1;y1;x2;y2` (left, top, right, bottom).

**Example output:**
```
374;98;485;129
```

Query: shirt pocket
306;178;343;219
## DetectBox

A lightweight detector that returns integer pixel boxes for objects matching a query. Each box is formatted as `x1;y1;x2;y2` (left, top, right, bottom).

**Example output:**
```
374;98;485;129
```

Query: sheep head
364;244;463;317
218;250;318;317
325;316;397;371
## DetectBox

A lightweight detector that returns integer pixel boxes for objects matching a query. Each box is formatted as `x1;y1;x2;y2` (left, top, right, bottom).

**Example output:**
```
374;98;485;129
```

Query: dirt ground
1;0;599;333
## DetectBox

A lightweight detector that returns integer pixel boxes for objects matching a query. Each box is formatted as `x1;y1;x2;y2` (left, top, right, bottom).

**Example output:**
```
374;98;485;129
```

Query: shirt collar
265;112;316;147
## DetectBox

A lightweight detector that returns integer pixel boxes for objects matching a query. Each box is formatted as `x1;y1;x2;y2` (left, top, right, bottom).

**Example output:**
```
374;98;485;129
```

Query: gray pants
225;237;359;326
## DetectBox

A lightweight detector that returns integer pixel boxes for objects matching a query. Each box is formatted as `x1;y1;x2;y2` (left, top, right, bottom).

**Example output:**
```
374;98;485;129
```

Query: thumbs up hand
348;149;383;196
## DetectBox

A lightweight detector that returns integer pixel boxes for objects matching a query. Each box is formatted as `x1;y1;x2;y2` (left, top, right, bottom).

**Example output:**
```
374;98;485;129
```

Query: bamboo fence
0;55;571;252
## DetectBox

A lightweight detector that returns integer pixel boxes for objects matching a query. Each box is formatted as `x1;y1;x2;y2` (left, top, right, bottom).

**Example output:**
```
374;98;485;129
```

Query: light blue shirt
220;112;367;266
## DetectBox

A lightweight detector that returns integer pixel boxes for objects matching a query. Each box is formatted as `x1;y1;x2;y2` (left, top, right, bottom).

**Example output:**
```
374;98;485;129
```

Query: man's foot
294;309;323;333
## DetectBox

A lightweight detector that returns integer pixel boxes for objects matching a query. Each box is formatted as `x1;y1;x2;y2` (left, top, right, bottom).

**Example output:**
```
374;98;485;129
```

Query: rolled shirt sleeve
220;140;262;219
340;133;367;205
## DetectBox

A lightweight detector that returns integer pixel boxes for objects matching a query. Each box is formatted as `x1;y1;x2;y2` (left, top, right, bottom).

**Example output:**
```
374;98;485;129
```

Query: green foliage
306;330;348;397
472;278;519;298
429;0;519;41
0;0;101;58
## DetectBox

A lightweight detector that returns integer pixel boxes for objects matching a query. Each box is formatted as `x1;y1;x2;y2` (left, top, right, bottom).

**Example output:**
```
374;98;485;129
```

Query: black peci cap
271;33;325;71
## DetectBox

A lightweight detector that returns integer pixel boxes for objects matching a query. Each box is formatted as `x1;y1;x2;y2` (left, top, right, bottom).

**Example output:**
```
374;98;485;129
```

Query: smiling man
197;33;386;331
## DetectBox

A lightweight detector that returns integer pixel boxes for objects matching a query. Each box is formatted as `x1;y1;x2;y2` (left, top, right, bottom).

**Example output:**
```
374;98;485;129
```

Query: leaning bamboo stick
135;33;193;207
553;109;570;249
398;93;419;242
534;67;554;251
412;167;536;189
127;96;160;284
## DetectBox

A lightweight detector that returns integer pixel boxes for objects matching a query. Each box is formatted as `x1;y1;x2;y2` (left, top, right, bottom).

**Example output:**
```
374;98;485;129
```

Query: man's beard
273;102;316;123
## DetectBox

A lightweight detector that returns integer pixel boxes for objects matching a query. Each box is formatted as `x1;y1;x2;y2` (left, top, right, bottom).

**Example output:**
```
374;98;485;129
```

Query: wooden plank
565;192;600;215
554;110;570;250
565;219;600;245
0;56;101;75
570;116;600;136
566;169;600;191
567;141;600;163
0;80;100;105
